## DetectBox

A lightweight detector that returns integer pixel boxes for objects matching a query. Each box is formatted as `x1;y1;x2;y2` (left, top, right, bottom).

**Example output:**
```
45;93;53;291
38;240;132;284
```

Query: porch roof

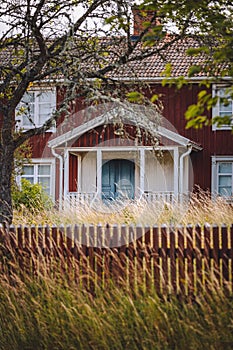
48;105;202;151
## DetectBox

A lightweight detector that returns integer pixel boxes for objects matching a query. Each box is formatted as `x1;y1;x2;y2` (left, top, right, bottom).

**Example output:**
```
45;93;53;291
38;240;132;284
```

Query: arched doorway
102;159;135;200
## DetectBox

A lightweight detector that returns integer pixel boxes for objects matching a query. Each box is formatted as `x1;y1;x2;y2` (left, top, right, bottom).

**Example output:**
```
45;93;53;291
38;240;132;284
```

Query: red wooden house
17;25;233;208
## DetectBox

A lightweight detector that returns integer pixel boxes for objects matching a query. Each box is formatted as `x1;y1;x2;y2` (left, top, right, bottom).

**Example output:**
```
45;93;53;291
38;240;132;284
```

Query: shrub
12;179;53;212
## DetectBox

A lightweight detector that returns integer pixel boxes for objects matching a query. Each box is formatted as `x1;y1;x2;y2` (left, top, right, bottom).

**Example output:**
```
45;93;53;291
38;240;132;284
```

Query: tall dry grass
13;191;233;226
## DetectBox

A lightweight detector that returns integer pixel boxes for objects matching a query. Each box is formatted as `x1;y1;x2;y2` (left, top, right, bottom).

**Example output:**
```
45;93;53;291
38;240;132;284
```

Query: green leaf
188;65;202;77
186;47;209;56
186;116;208;129
160;63;172;79
198;90;207;99
185;104;204;120
126;91;144;103
150;94;159;103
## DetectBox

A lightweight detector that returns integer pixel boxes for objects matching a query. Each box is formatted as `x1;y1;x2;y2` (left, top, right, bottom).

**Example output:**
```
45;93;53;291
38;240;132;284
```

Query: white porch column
63;149;69;199
173;147;179;198
140;148;145;195
77;155;82;192
179;146;192;203
51;147;63;210
97;149;102;199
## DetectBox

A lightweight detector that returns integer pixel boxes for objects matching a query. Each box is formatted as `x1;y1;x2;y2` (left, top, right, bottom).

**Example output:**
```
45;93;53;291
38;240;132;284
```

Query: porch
61;146;191;208
66;190;188;207
47;106;202;208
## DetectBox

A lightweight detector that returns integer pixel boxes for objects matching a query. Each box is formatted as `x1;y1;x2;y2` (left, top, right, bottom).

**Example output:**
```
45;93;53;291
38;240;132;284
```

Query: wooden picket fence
0;223;232;296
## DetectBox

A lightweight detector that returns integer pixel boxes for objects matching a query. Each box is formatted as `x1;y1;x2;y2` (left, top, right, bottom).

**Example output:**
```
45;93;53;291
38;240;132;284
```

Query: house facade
17;35;233;207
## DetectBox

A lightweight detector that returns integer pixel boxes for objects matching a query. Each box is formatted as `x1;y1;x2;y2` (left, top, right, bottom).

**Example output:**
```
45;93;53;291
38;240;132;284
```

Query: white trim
179;146;192;197
63;149;69;198
173;147;179;196
211;156;233;199
16;87;56;132
20;158;55;200
140;148;145;194
212;84;233;131
55;146;181;152
97;149;102;198
51;148;63;209
77;155;82;192
7;76;232;86
101;76;233;83
158;126;189;147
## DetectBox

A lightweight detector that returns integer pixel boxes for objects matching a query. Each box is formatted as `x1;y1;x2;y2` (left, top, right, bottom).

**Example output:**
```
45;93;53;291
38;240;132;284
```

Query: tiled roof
109;36;228;79
0;35;229;81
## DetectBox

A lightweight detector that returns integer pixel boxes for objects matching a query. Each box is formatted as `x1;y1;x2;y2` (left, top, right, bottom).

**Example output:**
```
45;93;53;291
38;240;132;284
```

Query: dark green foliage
12;179;53;212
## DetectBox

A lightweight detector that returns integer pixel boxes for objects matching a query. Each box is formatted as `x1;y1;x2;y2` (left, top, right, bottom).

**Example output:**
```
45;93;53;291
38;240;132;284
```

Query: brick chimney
132;6;159;36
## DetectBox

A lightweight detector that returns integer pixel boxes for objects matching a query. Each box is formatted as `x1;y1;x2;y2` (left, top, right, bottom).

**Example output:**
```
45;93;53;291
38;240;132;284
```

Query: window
212;85;233;130
212;156;233;200
16;89;56;130
21;160;55;198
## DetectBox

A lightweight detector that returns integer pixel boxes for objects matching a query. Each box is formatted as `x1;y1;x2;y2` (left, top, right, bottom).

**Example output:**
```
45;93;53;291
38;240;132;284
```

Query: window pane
38;104;52;124
22;177;34;184
38;91;52;103
220;98;232;111
219;111;232;118
38;177;50;193
20;92;35;126
219;163;232;174
219;175;232;186
38;165;50;175
23;166;34;175
216;88;233;128
220;104;232;112
22;92;35;103
219;187;232;196
38;91;55;125
22;108;35;125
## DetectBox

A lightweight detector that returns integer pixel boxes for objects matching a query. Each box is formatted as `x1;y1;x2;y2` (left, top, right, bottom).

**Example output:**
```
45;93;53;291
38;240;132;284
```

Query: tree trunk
0;144;14;224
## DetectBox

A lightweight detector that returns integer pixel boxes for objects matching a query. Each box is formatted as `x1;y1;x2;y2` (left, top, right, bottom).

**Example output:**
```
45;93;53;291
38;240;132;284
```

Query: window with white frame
212;85;233;130
212;156;233;200
21;160;55;198
16;89;56;129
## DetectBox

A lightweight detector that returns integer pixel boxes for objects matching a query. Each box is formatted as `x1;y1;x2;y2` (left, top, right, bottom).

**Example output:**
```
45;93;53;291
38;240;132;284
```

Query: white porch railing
65;191;188;207
66;192;97;207
142;191;177;204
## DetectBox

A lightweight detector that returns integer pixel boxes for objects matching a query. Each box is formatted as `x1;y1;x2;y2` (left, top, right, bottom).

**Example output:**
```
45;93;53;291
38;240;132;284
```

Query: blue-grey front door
102;159;135;200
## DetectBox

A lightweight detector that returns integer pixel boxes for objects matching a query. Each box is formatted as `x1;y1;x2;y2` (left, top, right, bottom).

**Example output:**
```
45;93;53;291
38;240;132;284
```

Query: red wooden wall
26;83;233;193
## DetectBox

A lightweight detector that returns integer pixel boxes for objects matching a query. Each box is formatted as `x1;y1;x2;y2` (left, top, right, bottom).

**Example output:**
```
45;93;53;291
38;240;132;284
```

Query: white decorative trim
48;106;201;150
